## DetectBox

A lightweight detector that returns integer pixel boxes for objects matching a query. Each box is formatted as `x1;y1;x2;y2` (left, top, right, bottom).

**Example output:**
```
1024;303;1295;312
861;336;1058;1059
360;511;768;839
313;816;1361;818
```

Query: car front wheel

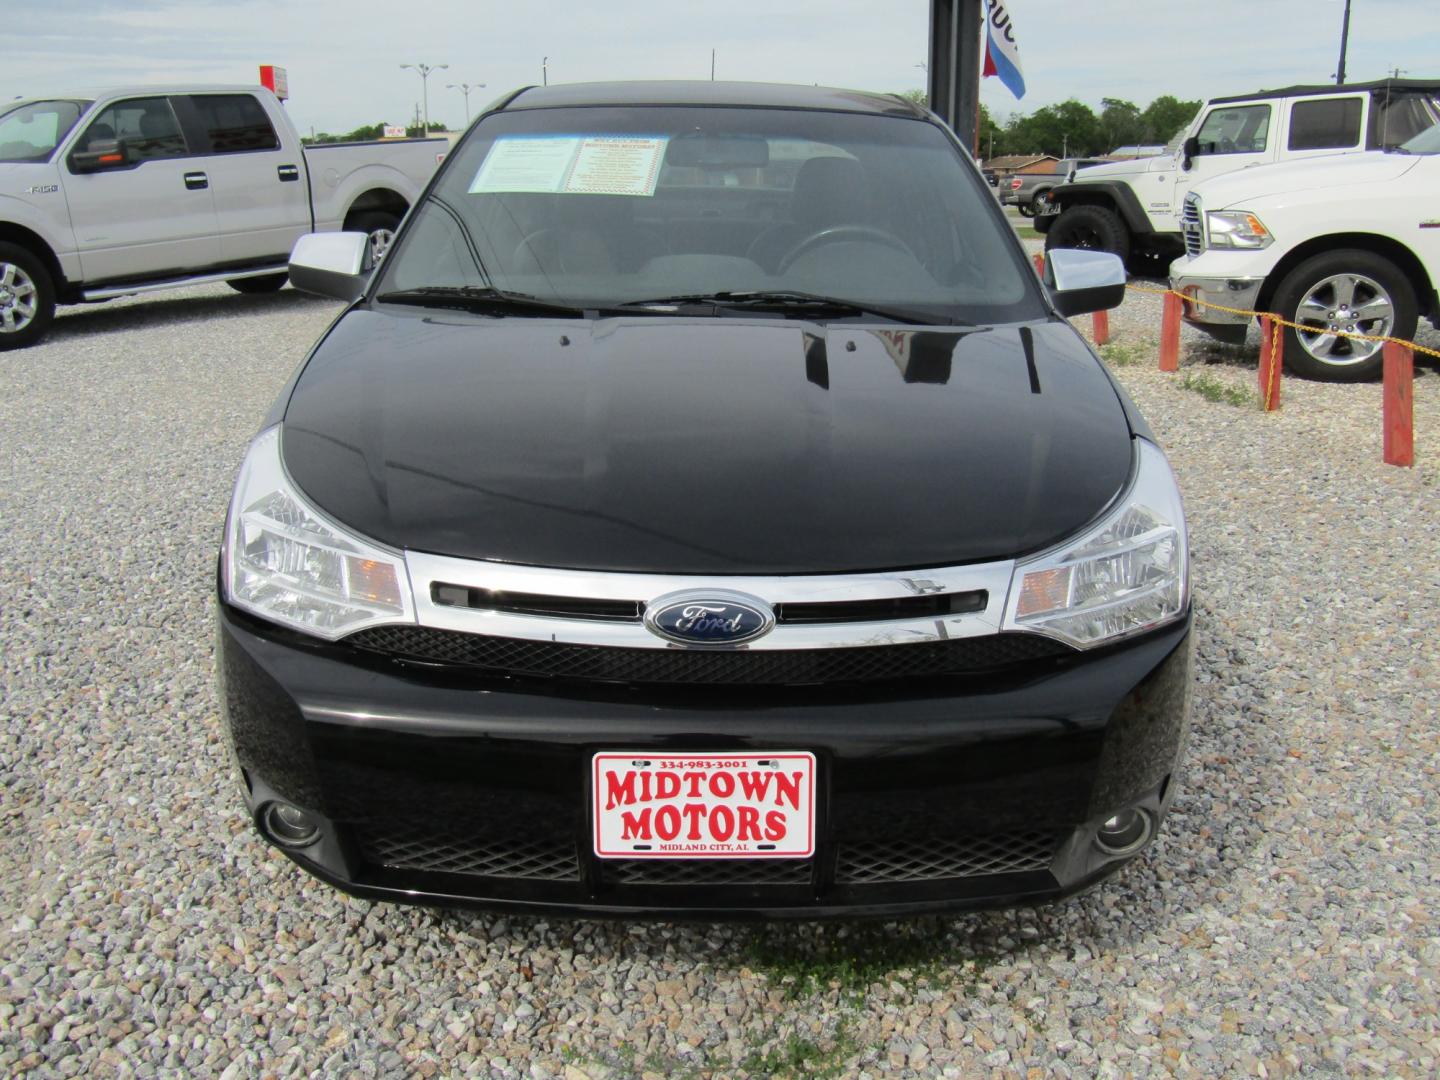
0;243;57;351
1044;204;1131;265
1271;250;1416;382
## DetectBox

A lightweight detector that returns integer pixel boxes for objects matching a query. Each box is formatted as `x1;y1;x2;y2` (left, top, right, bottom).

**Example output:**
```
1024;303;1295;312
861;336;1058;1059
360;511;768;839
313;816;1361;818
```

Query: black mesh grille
600;858;814;886
835;833;1057;884
342;626;1070;686
355;827;580;881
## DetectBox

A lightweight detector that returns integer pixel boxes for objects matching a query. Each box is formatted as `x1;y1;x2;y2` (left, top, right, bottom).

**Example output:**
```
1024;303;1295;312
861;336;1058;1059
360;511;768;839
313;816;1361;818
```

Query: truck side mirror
1044;248;1126;317
289;232;374;302
69;139;132;175
1181;136;1201;171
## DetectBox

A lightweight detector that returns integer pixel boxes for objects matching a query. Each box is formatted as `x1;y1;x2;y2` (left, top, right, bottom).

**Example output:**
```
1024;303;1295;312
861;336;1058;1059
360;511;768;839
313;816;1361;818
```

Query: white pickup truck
1038;79;1440;273
0;85;445;349
1169;123;1440;381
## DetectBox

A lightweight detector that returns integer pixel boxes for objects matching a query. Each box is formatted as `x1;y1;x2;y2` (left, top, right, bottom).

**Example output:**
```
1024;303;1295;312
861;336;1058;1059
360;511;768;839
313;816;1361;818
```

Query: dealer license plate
592;752;816;858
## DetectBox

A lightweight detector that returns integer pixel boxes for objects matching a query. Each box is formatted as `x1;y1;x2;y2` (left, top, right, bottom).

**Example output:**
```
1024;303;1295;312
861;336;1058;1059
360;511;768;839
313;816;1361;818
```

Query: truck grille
1181;193;1204;256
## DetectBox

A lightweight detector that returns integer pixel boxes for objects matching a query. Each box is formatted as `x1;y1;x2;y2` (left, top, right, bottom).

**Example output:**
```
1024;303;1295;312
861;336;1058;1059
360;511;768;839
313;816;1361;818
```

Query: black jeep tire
1044;204;1131;265
0;242;57;352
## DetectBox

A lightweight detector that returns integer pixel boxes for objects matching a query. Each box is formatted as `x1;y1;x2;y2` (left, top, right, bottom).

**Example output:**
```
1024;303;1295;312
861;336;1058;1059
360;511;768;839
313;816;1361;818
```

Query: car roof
30;84;270;102
500;80;926;118
1209;77;1440;105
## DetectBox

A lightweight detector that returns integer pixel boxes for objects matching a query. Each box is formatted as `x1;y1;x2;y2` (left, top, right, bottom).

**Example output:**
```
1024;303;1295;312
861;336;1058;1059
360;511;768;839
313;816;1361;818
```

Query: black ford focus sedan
215;82;1192;918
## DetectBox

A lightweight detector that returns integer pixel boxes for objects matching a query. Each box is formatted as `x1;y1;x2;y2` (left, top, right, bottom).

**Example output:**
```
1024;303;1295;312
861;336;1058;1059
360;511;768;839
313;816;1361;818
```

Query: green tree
1142;96;1202;145
1005;99;1103;157
1099;98;1146;151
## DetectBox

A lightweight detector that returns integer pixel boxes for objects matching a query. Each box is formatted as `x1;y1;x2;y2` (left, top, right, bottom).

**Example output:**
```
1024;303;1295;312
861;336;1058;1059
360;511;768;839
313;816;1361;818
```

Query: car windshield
0;100;87;164
377;104;1043;324
1399;122;1440;154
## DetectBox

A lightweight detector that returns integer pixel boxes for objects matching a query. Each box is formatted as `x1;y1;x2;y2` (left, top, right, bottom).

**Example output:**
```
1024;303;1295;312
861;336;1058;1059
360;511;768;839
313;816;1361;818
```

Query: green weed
1099;341;1146;367
741;1019;859;1080
1181;371;1256;407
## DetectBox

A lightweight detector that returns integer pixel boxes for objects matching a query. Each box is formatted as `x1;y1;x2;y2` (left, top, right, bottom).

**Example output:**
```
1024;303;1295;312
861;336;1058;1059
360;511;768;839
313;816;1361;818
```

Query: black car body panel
281;311;1134;574
217;602;1192;918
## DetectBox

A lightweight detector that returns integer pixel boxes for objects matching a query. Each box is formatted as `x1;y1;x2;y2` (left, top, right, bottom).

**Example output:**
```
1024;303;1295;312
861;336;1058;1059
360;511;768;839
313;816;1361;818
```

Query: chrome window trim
403;550;1017;651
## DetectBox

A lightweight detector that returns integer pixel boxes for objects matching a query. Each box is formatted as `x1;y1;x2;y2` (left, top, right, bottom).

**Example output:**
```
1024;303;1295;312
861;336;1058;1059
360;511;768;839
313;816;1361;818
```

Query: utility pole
542;57;549;87
401;62;448;135
711;49;716;80
1335;0;1352;85
447;81;486;124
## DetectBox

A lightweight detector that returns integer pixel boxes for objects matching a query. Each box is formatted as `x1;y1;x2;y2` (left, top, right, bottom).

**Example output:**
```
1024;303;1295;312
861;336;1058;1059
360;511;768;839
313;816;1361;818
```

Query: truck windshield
378;105;1043;325
1399;122;1440;154
0;101;86;164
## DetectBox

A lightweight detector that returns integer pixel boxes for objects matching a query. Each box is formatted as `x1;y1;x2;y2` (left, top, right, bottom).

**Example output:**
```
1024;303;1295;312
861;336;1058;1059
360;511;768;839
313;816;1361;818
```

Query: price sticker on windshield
470;135;667;197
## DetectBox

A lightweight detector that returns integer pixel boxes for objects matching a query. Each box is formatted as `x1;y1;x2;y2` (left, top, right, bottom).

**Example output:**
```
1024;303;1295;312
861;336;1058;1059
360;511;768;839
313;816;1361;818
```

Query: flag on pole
982;1;1026;100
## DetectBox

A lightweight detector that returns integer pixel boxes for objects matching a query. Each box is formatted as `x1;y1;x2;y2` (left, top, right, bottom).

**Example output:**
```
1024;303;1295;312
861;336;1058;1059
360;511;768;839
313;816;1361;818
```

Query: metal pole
1336;0;1352;84
542;57;549;86
711;49;716;80
927;0;983;149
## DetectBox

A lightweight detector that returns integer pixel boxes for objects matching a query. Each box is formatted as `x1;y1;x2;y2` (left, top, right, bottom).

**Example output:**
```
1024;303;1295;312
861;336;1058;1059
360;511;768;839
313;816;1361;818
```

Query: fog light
263;802;320;848
1095;808;1153;856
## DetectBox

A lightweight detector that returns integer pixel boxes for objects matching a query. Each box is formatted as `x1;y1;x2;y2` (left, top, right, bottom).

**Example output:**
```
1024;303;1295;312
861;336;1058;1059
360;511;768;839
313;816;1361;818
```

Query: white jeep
1169;123;1440;381
1037;79;1440;273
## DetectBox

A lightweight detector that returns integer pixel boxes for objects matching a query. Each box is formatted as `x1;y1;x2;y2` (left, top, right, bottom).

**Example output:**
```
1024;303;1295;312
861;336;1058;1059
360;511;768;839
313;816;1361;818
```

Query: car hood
1190;151;1421;209
280;308;1135;575
1072;156;1174;182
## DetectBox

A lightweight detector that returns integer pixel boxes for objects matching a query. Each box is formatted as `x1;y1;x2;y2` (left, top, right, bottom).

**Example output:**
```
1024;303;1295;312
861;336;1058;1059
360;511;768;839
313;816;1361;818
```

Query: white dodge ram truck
1038;79;1440;273
1169;123;1440;382
0;85;445;349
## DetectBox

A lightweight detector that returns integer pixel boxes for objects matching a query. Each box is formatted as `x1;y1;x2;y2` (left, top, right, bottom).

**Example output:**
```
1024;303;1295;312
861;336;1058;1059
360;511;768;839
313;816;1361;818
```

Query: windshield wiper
374;286;586;317
617;290;952;325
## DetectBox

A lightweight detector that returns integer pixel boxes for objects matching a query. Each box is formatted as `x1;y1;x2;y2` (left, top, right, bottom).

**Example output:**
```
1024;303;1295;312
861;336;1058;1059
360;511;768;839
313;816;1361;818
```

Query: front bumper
1169;265;1265;343
216;602;1194;918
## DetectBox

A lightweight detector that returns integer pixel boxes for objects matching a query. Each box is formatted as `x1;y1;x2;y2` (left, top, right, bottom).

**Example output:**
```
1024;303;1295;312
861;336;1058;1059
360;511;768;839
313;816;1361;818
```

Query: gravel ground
2;277;1438;1079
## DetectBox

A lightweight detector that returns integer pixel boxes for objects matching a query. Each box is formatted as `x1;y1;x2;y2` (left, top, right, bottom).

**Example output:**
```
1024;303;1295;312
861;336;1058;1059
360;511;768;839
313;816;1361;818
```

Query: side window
189;95;280;154
1195;105;1271;155
79;98;188;161
1289;98;1363;151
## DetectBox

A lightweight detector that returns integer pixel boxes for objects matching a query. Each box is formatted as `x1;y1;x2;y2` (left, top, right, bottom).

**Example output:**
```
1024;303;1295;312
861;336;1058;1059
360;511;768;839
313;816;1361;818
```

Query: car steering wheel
777;226;914;274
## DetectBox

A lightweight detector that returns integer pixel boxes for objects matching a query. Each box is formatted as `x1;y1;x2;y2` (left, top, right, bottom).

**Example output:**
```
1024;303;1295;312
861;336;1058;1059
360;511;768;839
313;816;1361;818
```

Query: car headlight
1002;438;1188;648
221;426;415;639
1204;210;1272;250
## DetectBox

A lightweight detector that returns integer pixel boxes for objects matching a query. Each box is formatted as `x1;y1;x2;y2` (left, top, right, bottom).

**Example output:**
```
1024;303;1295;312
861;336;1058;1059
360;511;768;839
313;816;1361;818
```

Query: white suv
1038;79;1440;273
1169;123;1440;381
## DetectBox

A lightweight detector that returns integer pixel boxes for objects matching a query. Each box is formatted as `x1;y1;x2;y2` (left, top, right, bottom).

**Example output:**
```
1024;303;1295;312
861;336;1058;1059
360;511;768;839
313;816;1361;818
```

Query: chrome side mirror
288;232;373;302
1044;248;1126;317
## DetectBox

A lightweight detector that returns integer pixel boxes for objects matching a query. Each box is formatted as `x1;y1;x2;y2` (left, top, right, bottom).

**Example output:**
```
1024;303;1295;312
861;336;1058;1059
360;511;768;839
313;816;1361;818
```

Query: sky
5;0;1440;134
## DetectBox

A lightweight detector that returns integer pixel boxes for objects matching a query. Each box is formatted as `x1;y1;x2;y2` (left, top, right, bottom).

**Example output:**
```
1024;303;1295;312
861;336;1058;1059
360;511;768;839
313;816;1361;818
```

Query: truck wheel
1017;202;1036;218
1021;188;1051;218
1271;250;1416;382
0;243;57;352
228;273;288;294
1045;205;1131;265
347;211;402;265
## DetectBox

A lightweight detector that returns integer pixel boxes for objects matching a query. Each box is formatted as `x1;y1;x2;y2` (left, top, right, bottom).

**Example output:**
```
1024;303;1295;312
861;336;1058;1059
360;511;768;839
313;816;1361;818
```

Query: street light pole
447;81;486;124
542;57;549;87
401;62;449;135
1335;0;1353;85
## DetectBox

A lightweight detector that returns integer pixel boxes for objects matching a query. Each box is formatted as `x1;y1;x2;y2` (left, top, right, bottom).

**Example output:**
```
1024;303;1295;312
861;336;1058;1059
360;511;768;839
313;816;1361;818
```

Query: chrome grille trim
1181;193;1204;257
403;550;1016;651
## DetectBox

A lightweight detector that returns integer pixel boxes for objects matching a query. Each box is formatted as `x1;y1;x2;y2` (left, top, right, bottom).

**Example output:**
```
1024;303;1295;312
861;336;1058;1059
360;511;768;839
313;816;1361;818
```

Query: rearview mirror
69;139;131;175
1044;248;1126;317
665;134;770;168
288;232;373;302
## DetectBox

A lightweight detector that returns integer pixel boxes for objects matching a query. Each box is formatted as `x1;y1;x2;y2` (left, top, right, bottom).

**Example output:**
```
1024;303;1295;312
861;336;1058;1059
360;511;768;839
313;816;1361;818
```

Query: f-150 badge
24;185;59;195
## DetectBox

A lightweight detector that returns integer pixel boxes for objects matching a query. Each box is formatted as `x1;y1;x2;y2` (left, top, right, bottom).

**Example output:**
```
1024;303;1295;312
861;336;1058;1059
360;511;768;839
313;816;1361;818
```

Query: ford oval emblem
644;589;775;648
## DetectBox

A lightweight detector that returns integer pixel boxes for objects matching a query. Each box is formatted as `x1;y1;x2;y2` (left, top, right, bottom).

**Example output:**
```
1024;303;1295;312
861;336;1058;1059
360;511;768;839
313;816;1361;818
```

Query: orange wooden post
1158;292;1181;371
1032;251;1045;276
1383;341;1415;467
1258;316;1283;412
1092;308;1110;345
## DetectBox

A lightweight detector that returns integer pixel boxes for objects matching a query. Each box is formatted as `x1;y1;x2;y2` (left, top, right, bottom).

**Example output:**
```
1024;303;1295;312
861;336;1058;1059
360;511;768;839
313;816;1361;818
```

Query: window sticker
470;135;668;197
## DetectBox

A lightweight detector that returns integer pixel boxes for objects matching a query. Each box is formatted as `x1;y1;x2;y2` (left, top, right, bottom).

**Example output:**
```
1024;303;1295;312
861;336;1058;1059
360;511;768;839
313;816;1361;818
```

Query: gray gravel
2;279;1438;1079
